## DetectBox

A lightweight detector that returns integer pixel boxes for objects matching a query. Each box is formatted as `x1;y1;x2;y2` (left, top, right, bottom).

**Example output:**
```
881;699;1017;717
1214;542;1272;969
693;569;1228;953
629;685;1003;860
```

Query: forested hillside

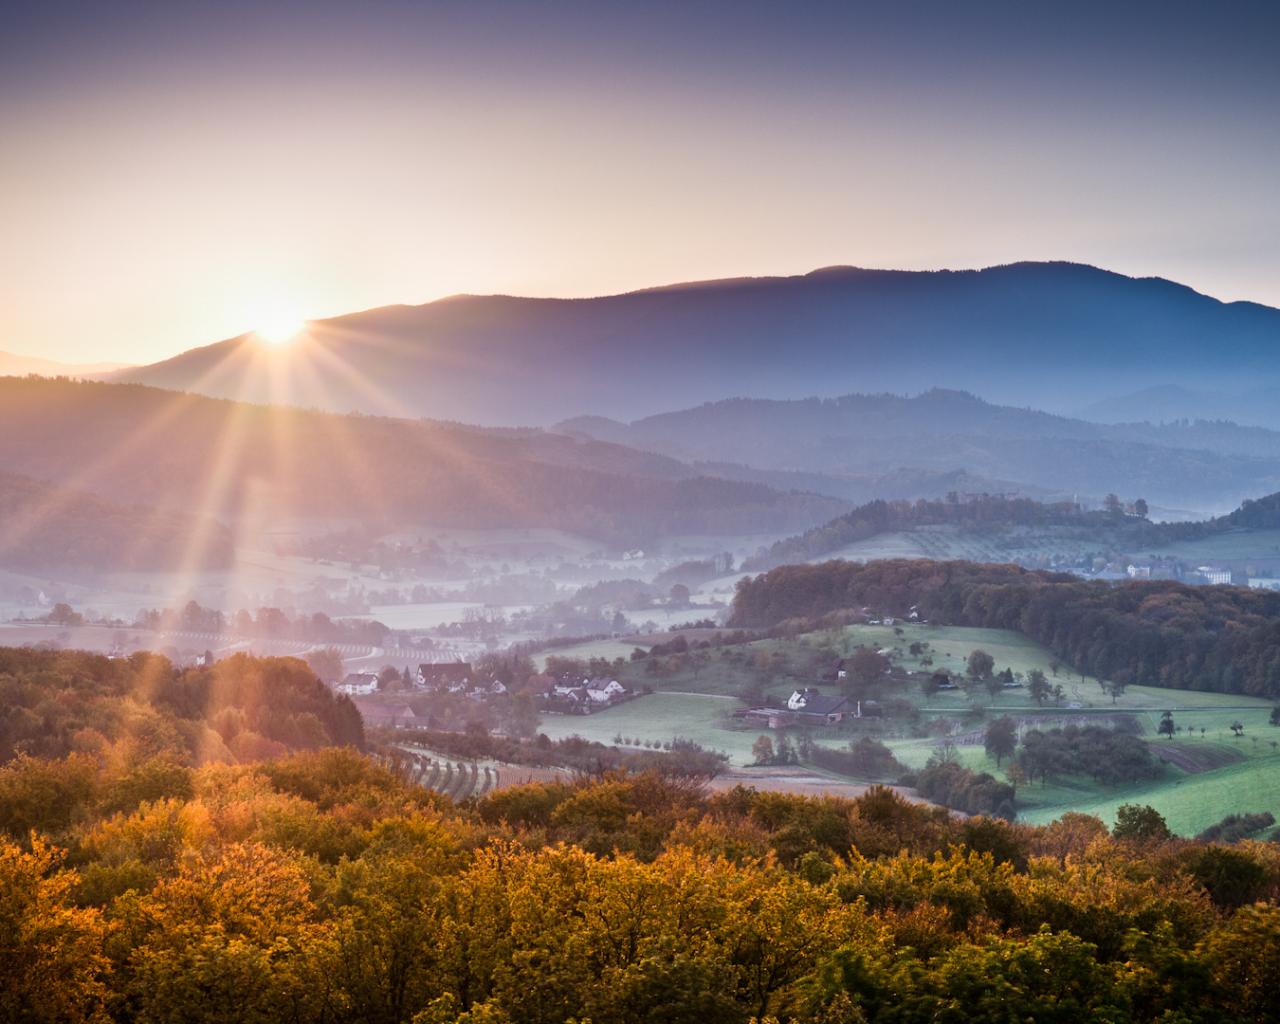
0;471;233;572
0;649;364;765
0;377;843;543
560;390;1280;510
748;490;1280;568
4;744;1280;1023
729;559;1280;697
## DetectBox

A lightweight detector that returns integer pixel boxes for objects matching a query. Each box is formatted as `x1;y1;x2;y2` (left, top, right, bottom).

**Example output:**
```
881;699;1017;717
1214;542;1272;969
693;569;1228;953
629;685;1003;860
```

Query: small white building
338;672;379;696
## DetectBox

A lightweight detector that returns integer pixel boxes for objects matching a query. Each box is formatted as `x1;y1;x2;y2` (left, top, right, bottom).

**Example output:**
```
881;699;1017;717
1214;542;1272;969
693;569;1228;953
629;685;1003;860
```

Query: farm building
416;662;473;691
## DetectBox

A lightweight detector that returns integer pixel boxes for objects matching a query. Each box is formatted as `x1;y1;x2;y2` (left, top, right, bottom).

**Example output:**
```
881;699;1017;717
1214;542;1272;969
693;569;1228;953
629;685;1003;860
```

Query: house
585;678;627;704
788;687;821;710
821;659;848;683
1196;565;1233;586
338;672;379;696
352;699;417;729
786;687;853;723
416;662;473;691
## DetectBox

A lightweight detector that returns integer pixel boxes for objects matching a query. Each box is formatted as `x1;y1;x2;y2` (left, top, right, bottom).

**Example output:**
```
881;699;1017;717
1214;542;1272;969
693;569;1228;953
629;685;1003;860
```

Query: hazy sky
3;0;1279;364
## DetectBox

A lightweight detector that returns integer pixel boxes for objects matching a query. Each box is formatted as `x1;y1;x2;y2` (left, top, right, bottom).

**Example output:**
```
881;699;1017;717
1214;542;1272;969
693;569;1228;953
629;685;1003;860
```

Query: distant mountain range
110;261;1280;426
1080;384;1280;430
558;389;1280;514
0;377;844;547
0;349;129;378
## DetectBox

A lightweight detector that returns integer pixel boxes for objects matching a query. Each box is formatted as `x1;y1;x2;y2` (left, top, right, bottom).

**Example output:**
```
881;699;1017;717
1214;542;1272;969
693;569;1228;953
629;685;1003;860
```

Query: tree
304;647;345;684
0;835;110;1024
506;692;540;740
1231;720;1245;737
986;667;1011;701
1134;497;1149;518
1101;678;1127;704
1201;904;1280;1022
1270;705;1280;726
751;735;775;766
1026;669;1052;706
984;716;1017;767
1112;803;1172;842
668;584;691;607
46;602;83;626
961;649;995;702
966;650;995;683
1103;493;1122;514
846;647;889;694
1157;710;1175;738
378;665;403;691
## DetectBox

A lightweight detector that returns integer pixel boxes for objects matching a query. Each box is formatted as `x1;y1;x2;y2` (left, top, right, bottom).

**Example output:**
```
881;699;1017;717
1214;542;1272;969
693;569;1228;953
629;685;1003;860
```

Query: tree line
0;648;364;765
729;559;1280;697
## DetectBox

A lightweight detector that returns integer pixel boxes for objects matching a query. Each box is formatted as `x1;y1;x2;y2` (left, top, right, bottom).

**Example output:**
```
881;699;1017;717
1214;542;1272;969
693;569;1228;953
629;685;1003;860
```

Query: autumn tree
304;646;345;684
0;836;110;1024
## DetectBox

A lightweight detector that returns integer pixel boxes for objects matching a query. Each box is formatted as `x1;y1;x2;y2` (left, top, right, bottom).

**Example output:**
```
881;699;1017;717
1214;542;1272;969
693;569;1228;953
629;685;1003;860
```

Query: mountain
557;389;1280;513
1080;384;1280;430
112;262;1280;426
0;349;129;378
0;377;844;545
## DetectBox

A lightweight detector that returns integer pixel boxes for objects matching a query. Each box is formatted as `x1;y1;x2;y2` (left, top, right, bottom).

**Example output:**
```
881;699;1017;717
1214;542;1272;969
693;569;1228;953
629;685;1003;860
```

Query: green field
822;522;1280;571
535;619;1280;835
534;692;755;762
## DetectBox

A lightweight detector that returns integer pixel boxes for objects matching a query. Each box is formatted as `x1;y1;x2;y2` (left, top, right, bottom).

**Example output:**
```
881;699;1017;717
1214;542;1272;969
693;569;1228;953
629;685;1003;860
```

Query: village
340;660;635;731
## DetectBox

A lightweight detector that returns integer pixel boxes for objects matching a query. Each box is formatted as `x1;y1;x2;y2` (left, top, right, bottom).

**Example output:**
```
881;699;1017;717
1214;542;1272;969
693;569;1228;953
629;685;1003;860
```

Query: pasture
535;618;1280;834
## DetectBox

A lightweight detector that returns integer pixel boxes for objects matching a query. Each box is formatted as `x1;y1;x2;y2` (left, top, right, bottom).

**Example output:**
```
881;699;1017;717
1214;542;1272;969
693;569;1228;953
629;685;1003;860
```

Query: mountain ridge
111;261;1280;426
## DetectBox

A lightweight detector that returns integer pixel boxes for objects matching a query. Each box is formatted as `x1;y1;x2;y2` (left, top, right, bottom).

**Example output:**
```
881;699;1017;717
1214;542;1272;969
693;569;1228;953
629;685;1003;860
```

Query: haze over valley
7;4;1280;1021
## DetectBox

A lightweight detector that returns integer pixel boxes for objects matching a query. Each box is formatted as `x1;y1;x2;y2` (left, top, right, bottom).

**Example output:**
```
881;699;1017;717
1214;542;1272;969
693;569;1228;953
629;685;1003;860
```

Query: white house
338;672;379;696
585;678;627;704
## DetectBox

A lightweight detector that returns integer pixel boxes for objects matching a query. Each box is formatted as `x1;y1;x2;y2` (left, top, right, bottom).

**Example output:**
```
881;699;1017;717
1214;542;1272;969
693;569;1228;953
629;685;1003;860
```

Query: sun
255;316;305;346
254;310;307;345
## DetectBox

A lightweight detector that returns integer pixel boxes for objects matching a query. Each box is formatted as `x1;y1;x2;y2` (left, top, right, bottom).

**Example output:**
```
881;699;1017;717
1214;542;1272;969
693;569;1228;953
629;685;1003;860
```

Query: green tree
1157;711;1175;738
1026;668;1052;705
1112;803;1172;843
984;716;1017;767
965;650;994;683
1201;904;1280;1022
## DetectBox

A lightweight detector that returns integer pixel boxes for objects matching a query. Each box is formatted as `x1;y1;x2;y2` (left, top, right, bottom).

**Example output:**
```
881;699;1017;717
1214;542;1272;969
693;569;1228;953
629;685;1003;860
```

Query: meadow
539;619;1280;834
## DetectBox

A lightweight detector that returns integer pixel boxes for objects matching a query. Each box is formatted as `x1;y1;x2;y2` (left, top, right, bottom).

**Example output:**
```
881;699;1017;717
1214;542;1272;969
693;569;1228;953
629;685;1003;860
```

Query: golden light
253;308;307;346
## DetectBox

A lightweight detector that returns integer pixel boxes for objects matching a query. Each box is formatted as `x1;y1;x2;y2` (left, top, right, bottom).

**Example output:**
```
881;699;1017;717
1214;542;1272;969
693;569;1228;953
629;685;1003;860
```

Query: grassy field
534;692;756;762
531;619;1280;835
822;522;1280;571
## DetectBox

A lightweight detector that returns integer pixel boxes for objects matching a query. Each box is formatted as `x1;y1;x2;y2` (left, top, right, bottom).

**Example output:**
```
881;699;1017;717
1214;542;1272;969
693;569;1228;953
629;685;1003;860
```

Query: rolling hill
0;349;129;378
0;470;234;573
112;261;1280;426
559;390;1280;512
0;377;844;545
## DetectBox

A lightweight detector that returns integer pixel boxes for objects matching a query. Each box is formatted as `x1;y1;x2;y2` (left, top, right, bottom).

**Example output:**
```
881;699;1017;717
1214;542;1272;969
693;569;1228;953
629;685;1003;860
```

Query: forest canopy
3;747;1280;1024
729;559;1280;697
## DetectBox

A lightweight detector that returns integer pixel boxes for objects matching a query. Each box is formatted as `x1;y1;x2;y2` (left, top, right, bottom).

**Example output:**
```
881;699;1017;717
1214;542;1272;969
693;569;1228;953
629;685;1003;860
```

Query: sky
3;0;1279;365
